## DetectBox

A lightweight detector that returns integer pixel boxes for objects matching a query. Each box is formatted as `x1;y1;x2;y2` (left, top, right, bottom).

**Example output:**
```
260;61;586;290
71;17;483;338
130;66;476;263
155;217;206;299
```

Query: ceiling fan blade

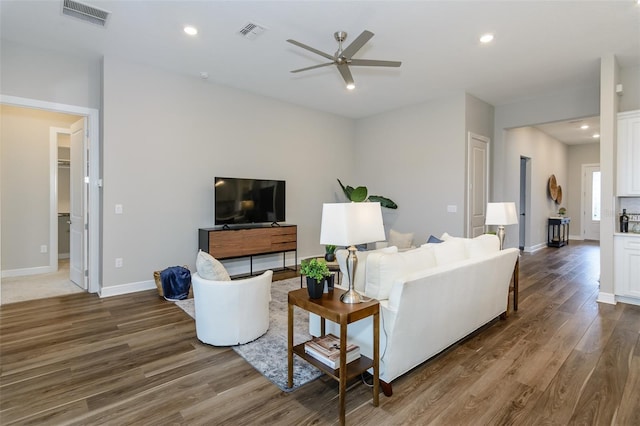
286;39;334;61
349;59;402;67
290;62;335;73
341;30;374;59
337;64;354;88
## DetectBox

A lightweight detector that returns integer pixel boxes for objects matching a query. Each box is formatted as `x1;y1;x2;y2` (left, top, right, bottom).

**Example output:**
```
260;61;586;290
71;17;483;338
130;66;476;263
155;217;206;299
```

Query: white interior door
467;133;489;237
583;164;601;241
70;118;87;288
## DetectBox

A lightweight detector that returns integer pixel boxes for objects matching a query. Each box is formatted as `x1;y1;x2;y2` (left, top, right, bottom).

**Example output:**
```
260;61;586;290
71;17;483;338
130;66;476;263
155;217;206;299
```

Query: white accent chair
192;270;273;346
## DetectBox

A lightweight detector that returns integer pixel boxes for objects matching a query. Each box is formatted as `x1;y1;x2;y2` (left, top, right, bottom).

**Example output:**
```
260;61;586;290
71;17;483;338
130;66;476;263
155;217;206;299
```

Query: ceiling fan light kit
287;30;401;90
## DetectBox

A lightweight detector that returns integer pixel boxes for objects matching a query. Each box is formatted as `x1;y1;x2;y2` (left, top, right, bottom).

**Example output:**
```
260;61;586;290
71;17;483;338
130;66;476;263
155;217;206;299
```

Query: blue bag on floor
160;266;191;301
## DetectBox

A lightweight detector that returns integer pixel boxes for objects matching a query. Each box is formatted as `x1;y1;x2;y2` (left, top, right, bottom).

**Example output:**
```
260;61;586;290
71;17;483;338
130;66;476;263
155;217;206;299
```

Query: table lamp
485;202;519;250
320;202;385;303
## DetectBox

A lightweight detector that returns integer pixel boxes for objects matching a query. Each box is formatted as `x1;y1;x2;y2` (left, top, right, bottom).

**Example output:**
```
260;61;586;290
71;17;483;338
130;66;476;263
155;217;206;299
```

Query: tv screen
214;177;286;225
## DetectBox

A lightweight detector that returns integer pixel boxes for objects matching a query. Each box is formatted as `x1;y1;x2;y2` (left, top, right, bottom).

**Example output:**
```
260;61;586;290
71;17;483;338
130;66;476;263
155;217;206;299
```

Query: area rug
175;277;322;392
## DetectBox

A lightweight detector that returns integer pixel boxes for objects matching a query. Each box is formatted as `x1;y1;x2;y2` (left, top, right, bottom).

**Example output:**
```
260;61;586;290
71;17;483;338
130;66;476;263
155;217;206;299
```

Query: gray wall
504;127;568;250
354;93;467;244
0;106;80;270
101;56;355;288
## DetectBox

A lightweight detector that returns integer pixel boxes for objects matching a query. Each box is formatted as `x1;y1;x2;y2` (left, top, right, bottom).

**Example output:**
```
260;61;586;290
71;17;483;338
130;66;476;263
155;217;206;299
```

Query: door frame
2;95;101;294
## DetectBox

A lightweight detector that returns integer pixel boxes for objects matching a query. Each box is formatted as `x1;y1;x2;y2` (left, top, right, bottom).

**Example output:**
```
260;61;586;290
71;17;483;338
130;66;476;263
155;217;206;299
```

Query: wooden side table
547;217;570;247
287;288;379;425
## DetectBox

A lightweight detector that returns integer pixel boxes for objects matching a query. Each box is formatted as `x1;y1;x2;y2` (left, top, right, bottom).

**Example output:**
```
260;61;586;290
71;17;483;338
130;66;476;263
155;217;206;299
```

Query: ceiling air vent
62;0;110;27
238;22;267;40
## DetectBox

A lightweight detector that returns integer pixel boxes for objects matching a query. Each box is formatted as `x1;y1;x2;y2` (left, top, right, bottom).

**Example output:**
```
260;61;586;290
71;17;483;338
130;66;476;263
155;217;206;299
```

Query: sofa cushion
464;234;500;258
336;246;398;293
432;238;467;265
364;247;437;300
196;250;231;281
388;229;414;250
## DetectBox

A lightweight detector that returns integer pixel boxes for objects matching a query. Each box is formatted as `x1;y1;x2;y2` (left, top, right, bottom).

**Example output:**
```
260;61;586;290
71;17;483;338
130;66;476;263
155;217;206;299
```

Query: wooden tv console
198;224;297;275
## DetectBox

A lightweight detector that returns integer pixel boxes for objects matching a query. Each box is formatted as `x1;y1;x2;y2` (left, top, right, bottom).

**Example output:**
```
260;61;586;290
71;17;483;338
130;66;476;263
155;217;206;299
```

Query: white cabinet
617;110;640;196
614;235;640;300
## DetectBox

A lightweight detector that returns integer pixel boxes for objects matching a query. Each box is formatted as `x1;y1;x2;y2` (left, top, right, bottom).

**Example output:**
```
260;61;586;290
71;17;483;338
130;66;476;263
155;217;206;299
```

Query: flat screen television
214;177;286;226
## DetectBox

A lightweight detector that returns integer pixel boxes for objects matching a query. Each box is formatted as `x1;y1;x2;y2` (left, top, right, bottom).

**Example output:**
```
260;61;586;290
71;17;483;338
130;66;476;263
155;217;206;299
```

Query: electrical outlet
115;258;123;268
115;204;123;214
40;245;48;253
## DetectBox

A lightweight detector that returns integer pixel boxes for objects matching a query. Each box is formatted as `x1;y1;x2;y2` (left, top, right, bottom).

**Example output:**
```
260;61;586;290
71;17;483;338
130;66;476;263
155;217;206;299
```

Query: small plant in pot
324;244;337;262
300;258;330;299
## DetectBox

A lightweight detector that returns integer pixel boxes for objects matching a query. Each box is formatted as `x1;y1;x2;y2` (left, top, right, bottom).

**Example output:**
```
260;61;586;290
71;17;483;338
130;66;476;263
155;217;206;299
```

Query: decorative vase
325;274;335;291
306;277;324;299
324;253;335;262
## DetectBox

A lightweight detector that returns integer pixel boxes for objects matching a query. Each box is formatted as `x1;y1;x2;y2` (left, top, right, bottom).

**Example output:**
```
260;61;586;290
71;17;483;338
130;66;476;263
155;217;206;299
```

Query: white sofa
315;234;519;396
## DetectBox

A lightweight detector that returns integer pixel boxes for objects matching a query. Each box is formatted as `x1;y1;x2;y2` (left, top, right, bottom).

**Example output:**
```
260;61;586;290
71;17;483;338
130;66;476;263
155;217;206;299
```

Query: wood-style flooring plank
2;241;639;425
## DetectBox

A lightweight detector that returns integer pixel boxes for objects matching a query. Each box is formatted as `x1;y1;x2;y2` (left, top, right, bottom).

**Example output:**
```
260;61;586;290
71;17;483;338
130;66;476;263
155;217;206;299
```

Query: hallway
0;260;83;305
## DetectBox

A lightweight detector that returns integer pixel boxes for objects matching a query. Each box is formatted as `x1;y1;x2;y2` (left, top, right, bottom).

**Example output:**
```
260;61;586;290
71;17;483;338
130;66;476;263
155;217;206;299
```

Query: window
592;171;601;221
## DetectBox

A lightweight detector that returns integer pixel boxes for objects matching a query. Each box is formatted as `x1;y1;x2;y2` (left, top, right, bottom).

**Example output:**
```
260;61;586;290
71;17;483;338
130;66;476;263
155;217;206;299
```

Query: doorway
519;156;531;250
1;95;100;294
582;164;601;241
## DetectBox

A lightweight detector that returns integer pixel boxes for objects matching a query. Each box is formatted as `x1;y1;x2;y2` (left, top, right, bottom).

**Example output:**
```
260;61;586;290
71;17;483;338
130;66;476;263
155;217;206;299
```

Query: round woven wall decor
556;185;563;205
548;175;558;201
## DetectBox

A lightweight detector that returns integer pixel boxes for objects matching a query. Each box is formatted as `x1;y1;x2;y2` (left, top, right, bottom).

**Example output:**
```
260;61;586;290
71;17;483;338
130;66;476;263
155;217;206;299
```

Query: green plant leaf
337;179;352;200
350;186;368;202
369;195;398;209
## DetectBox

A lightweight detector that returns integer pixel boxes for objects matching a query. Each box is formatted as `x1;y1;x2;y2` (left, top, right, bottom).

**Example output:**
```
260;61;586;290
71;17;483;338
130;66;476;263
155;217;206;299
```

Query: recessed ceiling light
184;26;198;36
580;124;589;129
479;33;494;43
346;83;355;90
593;133;600;138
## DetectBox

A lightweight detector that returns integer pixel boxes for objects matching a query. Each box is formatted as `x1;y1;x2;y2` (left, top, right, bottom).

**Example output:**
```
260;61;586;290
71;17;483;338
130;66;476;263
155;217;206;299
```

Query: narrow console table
548;217;570;248
287;288;379;425
198;225;297;275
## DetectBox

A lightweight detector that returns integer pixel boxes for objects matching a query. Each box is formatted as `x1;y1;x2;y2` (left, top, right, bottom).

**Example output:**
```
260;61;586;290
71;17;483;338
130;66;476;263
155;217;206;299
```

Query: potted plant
558;207;567;216
300;258;330;299
324;244;337;262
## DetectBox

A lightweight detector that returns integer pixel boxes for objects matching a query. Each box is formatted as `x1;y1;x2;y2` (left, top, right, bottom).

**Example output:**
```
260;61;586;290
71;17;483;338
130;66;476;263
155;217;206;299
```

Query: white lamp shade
485;202;519;225
320;202;386;246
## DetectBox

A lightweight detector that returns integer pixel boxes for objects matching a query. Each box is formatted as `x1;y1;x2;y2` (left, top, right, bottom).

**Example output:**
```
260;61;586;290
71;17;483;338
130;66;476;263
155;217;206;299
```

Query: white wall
354;93;467;243
101;57;355;289
493;86;600;202
619;64;640;112
567;143;600;238
504;127;568;250
0;106;80;271
0;40;101;109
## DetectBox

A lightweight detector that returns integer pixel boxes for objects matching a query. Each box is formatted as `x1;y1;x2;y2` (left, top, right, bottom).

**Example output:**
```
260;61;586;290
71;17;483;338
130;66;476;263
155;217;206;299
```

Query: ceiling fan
286;30;401;90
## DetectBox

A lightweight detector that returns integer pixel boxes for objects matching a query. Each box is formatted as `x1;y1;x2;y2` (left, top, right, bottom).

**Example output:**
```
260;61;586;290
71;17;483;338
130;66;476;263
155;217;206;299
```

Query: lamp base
497;225;505;250
340;288;362;304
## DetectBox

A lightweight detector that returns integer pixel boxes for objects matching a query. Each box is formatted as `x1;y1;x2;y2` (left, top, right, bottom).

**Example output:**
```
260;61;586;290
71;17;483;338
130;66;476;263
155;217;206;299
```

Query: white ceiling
1;0;639;142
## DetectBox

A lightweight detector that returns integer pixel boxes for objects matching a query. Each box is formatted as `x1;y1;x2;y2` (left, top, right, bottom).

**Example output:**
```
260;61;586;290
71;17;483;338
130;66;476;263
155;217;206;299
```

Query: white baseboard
523;242;546;253
597;291;616;305
1;265;56;278
615;295;640;306
99;279;156;298
569;235;583;241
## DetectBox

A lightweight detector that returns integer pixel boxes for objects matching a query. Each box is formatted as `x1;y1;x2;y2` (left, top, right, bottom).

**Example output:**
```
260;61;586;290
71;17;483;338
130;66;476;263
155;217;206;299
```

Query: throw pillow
196;250;231;281
365;247;437;300
335;246;398;293
427;234;443;244
388;229;414;250
465;234;500;258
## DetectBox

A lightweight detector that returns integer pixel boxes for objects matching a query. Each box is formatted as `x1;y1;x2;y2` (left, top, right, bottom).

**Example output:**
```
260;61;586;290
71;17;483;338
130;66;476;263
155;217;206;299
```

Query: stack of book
304;334;360;369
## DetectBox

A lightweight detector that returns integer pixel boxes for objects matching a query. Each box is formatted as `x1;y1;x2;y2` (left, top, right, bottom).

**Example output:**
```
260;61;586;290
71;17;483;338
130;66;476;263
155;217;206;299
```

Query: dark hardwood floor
1;241;638;425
